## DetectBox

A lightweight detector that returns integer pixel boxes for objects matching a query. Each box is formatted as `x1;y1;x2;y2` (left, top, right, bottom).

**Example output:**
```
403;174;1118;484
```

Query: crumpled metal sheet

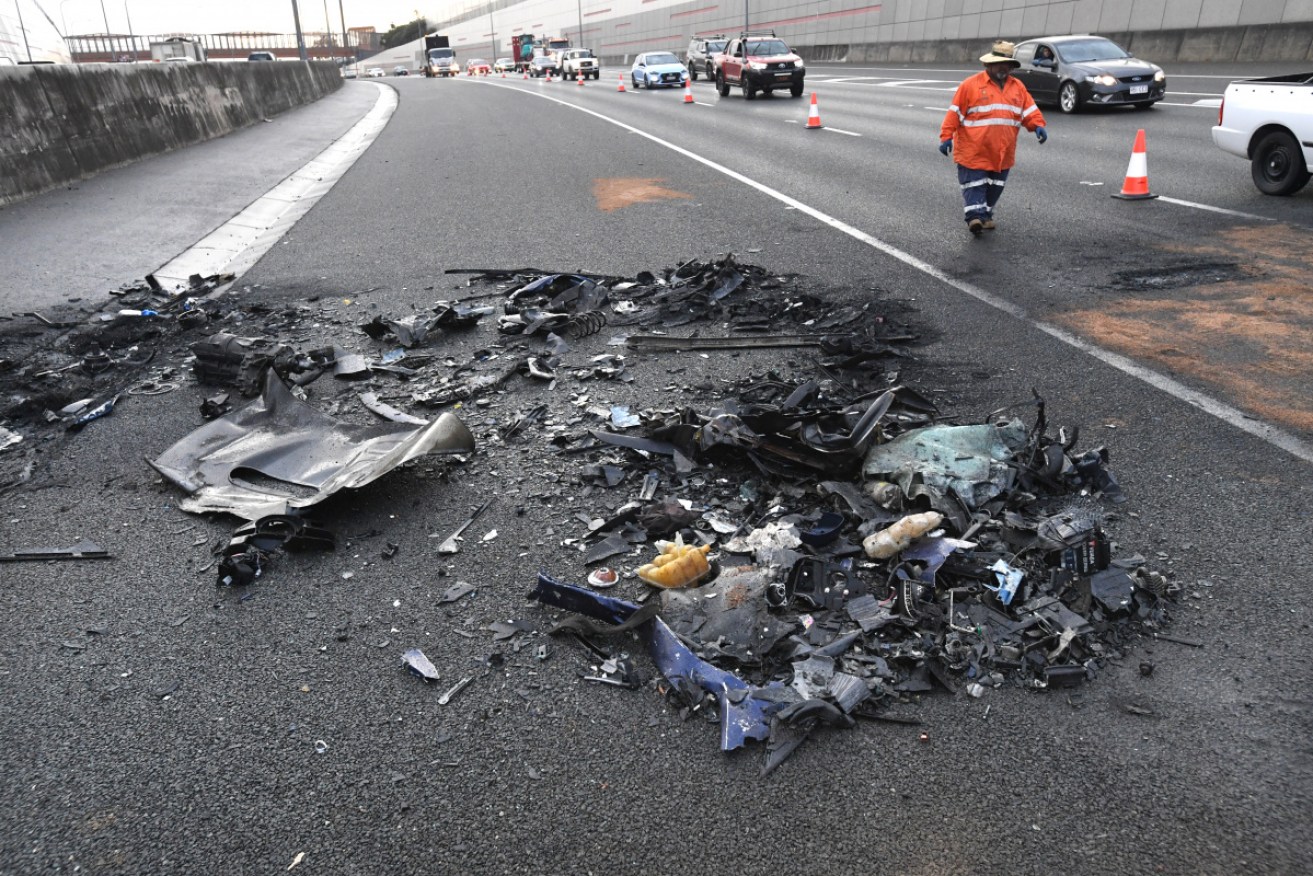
863;420;1027;509
151;371;475;520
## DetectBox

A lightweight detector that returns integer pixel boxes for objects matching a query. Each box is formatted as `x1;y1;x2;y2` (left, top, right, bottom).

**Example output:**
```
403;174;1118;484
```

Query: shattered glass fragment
863;421;1027;510
402;648;441;682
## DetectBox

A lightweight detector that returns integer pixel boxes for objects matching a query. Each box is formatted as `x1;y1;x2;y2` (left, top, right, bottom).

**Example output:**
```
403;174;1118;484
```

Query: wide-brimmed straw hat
979;40;1020;66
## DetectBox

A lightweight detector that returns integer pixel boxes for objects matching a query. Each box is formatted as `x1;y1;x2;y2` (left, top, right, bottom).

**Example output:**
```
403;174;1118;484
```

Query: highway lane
438;72;1312;442
1;75;1310;875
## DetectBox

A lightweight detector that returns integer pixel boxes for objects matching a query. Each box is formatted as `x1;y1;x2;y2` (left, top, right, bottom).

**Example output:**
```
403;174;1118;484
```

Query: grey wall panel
944;0;966;16
1129;0;1167;28
979;8;1005;33
1161;0;1201;28
1239;0;1288;24
1097;0;1134;29
1070;0;1102;31
963;0;985;15
1001;8;1027;32
1020;5;1050;32
1045;1;1077;32
1198;0;1243;26
1286;0;1313;22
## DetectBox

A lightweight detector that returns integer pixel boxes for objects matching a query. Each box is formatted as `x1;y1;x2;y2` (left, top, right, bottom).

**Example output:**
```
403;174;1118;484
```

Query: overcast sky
55;0;462;37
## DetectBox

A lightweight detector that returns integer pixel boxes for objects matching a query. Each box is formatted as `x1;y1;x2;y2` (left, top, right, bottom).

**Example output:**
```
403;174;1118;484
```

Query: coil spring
1137;569;1169;596
566;310;607;338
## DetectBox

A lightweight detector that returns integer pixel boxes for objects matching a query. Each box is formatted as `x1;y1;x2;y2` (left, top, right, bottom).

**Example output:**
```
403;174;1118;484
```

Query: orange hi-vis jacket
939;72;1046;172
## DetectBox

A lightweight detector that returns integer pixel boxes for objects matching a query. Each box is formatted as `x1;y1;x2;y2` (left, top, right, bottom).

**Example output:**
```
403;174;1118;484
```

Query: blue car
631;51;688;89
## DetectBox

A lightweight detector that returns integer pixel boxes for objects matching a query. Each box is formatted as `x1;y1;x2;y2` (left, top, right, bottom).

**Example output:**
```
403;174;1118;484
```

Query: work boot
981;219;996;230
968;218;984;235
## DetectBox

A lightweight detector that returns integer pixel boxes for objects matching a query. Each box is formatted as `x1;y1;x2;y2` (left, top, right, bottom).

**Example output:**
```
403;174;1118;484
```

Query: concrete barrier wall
0;61;342;207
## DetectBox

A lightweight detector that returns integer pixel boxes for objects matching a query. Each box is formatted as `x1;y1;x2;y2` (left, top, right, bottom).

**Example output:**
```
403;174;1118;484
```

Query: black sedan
1012;35;1165;113
528;55;560;78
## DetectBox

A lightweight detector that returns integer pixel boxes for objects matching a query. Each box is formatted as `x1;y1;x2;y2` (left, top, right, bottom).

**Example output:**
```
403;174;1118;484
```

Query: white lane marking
1157;196;1275;221
925;106;950;111
1192;98;1222;107
153;83;397;290
694;100;715;106
825;127;861;136
482;79;1313;464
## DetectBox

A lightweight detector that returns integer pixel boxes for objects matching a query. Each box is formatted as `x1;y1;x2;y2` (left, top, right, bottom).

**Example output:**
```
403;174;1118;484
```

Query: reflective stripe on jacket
939;71;1045;172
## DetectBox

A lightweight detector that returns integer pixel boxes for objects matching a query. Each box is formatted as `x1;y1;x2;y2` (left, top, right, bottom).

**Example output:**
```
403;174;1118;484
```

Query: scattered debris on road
0;255;1182;774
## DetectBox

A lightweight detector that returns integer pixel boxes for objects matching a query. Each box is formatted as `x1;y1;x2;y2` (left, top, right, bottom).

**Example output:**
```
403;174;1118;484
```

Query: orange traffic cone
1112;129;1157;200
805;92;823;129
683;77;694;104
617;73;626;92
523;70;529;80
546;71;553;83
577;71;584;86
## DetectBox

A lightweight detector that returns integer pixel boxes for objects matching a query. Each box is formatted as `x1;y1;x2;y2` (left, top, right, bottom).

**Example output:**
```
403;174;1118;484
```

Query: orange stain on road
1058;225;1313;434
593;177;692;212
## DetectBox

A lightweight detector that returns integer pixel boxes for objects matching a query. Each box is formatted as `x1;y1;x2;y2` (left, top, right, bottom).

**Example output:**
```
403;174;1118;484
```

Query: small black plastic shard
1088;568;1136;615
486;619;534;641
199;392;232;420
1045;665;1087;688
584;532;631;565
438;582;476;604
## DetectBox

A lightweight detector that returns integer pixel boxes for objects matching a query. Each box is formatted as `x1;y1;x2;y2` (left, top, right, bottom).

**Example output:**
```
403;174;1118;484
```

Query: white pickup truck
1212;72;1313;196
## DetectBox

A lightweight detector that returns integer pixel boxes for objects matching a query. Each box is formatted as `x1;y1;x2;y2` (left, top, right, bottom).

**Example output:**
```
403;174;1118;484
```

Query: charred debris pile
0;257;1180;773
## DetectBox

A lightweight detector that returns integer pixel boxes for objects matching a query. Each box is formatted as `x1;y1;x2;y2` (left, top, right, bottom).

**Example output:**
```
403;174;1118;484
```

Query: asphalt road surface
1;65;1310;875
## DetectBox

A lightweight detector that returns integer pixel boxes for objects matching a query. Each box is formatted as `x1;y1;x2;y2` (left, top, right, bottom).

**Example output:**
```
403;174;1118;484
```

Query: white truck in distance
1212;72;1313;195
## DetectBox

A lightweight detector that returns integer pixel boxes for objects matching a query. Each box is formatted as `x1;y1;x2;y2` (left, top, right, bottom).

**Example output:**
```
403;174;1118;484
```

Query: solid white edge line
479;79;1313;464
825;127;861;136
152;82;398;290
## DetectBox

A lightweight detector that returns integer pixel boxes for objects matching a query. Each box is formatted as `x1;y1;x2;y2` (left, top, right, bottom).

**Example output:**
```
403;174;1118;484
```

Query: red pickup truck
715;31;805;99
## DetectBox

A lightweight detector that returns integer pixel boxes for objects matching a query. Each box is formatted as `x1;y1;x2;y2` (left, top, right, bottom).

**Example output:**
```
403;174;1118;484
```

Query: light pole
14;0;33;62
96;0;111;58
123;0;136;61
321;0;333;57
337;0;348;63
576;0;583;49
488;2;496;63
744;0;748;33
290;0;307;61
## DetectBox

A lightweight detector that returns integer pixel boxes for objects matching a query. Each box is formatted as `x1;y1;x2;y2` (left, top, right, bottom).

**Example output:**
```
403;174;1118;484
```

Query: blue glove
1035;126;1048;144
938;138;953;156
